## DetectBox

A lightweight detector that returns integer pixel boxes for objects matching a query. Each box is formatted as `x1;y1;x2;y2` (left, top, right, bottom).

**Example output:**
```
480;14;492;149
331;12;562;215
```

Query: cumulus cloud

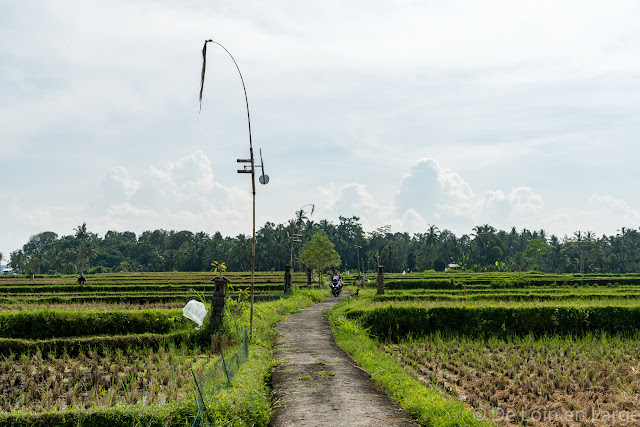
109;166;141;196
319;158;547;235
588;194;640;225
538;194;640;238
7;151;253;252
149;151;215;196
329;183;380;212
319;182;394;231
97;200;248;237
398;209;429;234
96;151;252;234
395;158;474;221
474;187;544;225
99;151;251;216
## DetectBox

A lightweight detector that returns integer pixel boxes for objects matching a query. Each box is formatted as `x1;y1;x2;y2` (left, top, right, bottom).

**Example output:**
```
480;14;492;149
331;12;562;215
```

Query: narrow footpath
270;295;418;427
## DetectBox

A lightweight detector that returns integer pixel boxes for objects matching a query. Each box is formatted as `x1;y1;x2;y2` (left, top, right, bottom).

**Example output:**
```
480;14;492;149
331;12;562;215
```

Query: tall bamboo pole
200;40;257;336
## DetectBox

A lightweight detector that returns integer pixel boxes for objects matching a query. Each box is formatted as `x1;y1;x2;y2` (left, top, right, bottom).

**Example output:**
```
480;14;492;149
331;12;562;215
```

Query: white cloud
473;187;544;225
395;158;475;223
586;194;640;229
1;152;252;259
398;209;429;235
393;159;547;232
105;152;251;232
318;158;547;236
328;183;379;212
97;201;247;238
319;182;393;231
589;194;636;216
110;167;141;197
149;151;215;196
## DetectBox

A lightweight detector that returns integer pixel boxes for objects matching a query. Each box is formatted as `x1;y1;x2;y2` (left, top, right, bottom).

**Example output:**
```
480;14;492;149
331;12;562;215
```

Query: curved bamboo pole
200;40;257;336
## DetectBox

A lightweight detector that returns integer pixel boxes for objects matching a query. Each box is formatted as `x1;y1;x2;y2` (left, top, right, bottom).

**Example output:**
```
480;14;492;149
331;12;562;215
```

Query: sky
2;0;640;260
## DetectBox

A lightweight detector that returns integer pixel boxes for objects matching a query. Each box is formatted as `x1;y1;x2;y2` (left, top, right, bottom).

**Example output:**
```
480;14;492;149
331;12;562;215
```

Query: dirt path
270;295;419;427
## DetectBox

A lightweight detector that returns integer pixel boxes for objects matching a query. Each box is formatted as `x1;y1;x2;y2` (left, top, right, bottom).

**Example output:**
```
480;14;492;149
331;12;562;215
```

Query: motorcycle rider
330;269;343;292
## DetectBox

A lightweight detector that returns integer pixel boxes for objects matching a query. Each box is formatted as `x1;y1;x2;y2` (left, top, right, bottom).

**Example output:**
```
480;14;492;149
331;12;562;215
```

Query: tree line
6;216;640;275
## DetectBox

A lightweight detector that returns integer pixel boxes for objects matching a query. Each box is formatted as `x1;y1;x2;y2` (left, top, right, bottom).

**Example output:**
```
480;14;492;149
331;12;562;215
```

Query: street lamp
199;40;269;336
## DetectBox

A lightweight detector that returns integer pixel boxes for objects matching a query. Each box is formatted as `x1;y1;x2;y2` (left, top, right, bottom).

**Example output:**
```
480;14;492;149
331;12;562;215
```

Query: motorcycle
330;275;342;297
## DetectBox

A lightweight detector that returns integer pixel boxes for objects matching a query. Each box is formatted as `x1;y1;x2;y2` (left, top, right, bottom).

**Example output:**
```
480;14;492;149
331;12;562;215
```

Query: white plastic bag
183;300;207;328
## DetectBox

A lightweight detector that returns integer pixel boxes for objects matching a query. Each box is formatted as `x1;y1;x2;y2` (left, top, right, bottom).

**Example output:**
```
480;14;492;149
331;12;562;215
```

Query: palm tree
74;222;88;241
318;219;335;237
471;224;501;268
294;209;309;229
425;225;440;246
547;235;565;272
570;231;592;274
79;242;98;271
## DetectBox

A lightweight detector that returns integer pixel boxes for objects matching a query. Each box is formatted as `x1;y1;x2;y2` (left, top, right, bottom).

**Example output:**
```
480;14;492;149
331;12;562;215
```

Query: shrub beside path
270;295;419;427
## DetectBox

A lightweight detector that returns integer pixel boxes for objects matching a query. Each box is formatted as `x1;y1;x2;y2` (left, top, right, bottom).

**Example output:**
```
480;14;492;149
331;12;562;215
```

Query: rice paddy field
4;270;640;426
0;271;320;426
0;271;312;308
337;272;640;426
0;343;205;412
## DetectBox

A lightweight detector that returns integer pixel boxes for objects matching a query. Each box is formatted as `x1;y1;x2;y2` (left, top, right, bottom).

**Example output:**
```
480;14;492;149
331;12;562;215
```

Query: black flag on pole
199;40;212;112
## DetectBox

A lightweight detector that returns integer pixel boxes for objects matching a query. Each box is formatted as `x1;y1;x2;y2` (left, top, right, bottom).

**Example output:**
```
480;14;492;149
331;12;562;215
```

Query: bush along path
270;293;418;427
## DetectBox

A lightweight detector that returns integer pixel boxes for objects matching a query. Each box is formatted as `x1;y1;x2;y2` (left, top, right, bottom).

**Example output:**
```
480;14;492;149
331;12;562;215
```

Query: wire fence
187;290;289;426
190;327;249;427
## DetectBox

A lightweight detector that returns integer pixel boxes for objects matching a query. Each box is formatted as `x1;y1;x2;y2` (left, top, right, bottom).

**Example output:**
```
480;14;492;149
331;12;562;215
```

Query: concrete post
376;265;385;295
284;264;292;293
211;276;230;329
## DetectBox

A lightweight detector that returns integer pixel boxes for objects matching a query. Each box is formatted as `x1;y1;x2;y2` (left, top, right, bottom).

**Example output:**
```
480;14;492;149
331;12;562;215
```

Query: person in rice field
77;272;87;290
